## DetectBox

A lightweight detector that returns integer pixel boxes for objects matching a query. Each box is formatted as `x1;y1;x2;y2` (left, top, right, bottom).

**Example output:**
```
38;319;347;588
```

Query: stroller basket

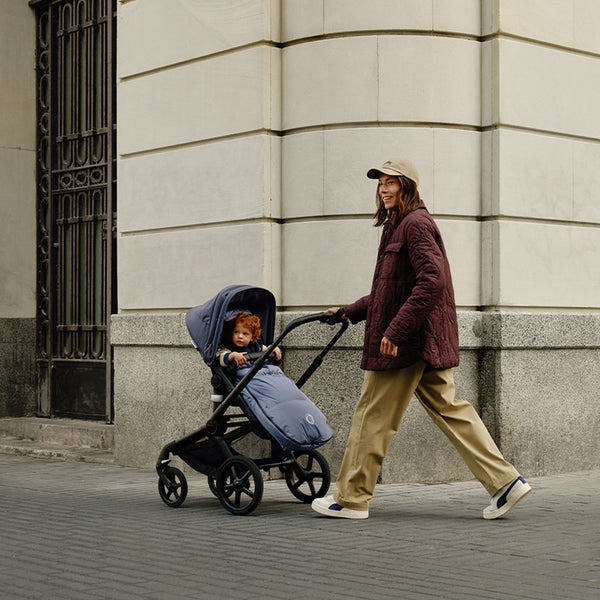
156;285;348;515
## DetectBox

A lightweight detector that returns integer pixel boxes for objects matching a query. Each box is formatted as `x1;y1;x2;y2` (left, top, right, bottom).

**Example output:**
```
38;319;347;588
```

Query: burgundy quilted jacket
344;206;459;371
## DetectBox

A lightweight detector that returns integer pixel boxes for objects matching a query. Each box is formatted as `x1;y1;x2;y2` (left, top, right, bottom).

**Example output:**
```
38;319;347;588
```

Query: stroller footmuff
234;362;332;452
156;285;348;515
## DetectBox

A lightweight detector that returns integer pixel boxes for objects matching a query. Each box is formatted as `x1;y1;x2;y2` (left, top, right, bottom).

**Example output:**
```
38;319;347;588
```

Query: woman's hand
380;337;398;357
326;307;348;318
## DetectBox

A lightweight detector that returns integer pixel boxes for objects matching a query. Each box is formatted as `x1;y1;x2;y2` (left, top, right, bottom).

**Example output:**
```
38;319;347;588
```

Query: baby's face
232;325;253;348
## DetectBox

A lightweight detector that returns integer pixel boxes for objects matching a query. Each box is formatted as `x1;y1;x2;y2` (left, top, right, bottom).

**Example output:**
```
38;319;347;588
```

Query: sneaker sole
311;502;369;520
483;482;532;520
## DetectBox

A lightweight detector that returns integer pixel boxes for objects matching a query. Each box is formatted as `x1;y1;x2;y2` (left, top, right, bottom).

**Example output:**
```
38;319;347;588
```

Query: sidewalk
0;452;598;600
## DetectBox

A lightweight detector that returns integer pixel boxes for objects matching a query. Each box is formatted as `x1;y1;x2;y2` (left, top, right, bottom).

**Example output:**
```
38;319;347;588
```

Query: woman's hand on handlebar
326;307;347;318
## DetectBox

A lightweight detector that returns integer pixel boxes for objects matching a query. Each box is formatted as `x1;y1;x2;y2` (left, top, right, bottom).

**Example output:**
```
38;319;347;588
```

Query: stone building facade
1;0;599;483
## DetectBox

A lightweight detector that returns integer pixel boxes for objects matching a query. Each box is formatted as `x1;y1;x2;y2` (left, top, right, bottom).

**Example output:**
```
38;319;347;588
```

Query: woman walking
311;158;531;520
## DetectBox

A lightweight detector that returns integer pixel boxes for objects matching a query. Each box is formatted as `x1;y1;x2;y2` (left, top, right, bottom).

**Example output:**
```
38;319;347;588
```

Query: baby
216;312;282;367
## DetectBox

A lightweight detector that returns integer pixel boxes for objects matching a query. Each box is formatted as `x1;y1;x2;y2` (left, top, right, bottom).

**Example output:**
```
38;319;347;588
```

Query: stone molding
110;311;600;350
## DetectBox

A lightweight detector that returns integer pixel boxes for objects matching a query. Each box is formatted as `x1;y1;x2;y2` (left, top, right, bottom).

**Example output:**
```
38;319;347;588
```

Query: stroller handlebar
321;307;346;325
284;309;347;331
244;351;279;363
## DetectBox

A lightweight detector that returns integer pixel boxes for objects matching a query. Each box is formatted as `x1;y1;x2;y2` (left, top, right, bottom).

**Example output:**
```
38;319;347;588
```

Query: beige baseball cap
367;157;419;186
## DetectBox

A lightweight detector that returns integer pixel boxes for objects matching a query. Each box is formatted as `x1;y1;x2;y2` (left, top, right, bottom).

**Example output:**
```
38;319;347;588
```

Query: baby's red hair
233;312;261;343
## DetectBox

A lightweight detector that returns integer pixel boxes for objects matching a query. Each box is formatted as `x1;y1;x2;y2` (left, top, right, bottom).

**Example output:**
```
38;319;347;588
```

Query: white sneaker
483;476;532;520
311;495;369;519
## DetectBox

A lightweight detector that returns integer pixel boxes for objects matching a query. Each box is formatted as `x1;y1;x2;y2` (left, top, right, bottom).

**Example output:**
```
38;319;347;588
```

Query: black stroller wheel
285;450;331;503
158;466;188;508
216;456;263;516
207;473;218;497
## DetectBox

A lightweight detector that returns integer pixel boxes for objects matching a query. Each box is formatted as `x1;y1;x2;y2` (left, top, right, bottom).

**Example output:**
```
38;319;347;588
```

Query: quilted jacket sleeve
344;294;370;324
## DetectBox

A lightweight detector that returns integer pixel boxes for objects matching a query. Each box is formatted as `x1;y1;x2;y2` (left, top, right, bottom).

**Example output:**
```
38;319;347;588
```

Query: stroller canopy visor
185;285;277;365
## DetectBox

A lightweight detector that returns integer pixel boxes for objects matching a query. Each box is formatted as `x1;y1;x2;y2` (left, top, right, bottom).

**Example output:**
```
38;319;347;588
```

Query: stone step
0;417;114;464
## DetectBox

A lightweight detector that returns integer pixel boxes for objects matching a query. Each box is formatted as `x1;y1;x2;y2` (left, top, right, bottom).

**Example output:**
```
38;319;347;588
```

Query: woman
312;157;530;520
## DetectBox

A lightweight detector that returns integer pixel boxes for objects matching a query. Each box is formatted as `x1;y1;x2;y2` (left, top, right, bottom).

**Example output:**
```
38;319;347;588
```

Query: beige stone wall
0;1;37;417
113;1;600;477
482;0;600;310
117;0;282;310
0;1;36;318
116;0;600;313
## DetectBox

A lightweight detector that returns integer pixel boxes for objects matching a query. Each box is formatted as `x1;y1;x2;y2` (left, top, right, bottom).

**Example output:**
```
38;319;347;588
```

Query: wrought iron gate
33;0;117;421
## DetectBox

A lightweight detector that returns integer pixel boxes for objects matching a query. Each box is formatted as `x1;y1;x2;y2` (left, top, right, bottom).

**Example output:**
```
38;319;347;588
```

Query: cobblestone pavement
0;453;598;600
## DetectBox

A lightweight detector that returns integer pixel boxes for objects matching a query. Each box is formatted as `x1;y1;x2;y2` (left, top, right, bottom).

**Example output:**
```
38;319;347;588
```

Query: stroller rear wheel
158;466;188;508
285;450;331;503
207;473;219;497
216;456;264;515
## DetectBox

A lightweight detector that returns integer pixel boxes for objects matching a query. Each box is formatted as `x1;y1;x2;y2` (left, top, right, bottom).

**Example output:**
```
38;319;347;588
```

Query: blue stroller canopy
185;285;277;365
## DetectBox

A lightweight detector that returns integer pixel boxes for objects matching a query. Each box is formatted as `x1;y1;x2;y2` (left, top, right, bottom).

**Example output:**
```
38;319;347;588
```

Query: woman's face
378;175;401;210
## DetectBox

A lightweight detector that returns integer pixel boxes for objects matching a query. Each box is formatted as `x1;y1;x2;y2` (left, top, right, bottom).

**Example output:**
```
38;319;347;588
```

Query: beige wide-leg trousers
334;362;520;511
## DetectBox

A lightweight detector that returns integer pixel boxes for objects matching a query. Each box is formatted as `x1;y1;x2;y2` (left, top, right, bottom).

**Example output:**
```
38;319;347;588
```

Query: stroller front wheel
285;450;331;503
216;456;264;516
158;466;188;508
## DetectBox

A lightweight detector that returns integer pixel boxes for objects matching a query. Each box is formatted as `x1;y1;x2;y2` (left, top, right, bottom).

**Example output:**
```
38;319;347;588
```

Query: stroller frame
156;302;348;515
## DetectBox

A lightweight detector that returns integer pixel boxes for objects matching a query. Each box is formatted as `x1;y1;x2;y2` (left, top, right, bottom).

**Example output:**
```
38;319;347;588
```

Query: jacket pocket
380;242;404;279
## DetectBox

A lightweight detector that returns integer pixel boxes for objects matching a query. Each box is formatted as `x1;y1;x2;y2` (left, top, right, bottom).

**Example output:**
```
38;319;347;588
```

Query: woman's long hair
373;176;422;227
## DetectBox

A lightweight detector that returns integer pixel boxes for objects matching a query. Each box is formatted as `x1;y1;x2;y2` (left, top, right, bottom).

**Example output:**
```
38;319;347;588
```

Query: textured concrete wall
112;311;479;483
112;312;600;479
478;314;600;476
0;319;36;418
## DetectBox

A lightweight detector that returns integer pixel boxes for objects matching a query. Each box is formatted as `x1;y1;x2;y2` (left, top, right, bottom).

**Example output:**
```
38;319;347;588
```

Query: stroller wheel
285;450;331;503
207;473;219;497
216;456;263;516
158;466;188;508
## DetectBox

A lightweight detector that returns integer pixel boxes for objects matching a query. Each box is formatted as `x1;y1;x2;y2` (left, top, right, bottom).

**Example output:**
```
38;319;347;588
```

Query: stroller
156;284;348;515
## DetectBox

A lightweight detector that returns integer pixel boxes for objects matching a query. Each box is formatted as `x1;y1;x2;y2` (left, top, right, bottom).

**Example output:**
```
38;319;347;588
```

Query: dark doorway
33;0;117;421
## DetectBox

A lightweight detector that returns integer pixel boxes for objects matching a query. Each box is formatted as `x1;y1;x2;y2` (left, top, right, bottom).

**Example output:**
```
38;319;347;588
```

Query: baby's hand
229;352;247;366
273;347;282;362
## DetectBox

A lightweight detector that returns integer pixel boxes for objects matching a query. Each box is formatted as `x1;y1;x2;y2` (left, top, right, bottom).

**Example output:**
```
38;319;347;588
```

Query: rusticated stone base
111;312;600;485
0;318;36;418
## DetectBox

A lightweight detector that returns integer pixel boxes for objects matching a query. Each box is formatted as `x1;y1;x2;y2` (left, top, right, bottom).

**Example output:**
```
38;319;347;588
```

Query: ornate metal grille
33;0;116;420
